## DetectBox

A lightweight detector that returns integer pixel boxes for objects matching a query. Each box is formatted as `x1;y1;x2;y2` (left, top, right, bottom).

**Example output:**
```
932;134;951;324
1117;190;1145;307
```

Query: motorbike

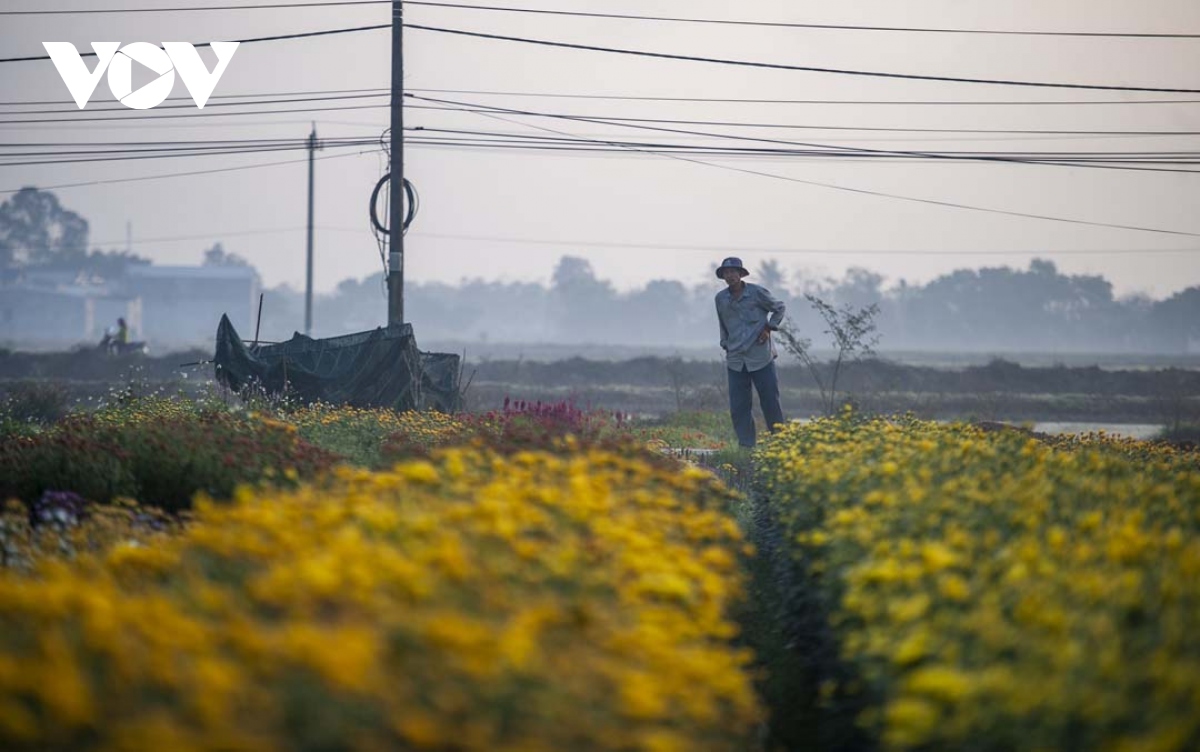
97;330;149;356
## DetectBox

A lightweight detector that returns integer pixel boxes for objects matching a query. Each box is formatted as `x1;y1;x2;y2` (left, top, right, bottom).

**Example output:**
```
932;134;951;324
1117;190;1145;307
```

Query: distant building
123;264;259;346
0;267;140;348
0;263;258;350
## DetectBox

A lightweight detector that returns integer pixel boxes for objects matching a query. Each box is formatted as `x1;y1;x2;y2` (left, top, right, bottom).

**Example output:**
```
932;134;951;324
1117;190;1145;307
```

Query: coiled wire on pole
369;173;418;236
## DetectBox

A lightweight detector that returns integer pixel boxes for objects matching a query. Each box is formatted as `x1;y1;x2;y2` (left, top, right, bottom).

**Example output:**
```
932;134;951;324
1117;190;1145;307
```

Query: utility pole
387;0;405;326
305;122;319;335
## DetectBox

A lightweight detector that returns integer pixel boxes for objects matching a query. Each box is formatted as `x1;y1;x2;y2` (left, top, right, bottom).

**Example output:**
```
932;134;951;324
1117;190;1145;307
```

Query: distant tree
834;267;886;308
757;258;788;295
625;279;690;344
203;242;262;289
81;249;151;278
1149;287;1200;353
0;187;89;267
550;256;617;341
203;242;253;268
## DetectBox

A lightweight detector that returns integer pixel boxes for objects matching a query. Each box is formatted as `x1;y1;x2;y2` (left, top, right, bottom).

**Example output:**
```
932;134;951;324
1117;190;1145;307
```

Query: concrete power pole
387;0;405;327
305;123;320;335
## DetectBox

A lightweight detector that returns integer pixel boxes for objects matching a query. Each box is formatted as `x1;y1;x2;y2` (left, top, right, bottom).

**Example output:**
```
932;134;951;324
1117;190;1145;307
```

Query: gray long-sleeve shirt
716;282;786;372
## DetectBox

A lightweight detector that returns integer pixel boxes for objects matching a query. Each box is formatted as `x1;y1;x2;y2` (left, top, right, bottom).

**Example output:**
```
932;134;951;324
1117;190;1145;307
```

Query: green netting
213;314;460;412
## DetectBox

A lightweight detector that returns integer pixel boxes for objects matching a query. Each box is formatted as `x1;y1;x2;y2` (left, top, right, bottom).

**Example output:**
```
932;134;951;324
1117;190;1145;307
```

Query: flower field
756;413;1200;751
0;400;761;751
0;399;339;512
4;391;1198;750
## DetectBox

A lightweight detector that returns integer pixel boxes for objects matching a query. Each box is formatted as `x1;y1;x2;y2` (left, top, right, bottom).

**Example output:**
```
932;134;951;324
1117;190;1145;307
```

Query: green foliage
1154;422;1200;444
286;404;468;469
779;294;881;416
0;188;152;274
0;187;89;267
0;380;72;425
0;400;338;512
627;410;737;451
437;400;654;460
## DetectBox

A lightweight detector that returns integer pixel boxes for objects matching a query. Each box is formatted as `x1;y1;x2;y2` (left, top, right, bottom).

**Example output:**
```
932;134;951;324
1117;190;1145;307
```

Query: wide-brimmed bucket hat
715;256;749;279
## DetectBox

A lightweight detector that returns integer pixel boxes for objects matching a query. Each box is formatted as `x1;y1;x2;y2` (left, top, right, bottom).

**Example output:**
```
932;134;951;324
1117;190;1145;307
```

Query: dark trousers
728;361;785;448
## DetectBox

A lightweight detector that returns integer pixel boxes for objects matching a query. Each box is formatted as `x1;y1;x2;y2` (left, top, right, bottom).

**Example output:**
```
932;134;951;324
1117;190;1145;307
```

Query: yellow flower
904;665;975;703
883;697;940;748
398;460;439;484
937;574;971;602
619;671;669;720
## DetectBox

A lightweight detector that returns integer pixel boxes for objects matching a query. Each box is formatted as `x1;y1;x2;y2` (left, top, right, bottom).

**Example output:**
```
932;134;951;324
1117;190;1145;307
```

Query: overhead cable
405;94;1200;173
0;149;378;195
405;24;1200;94
405;2;1200;39
6;86;1200;108
5;0;1200;39
0;23;389;63
453;101;1200;237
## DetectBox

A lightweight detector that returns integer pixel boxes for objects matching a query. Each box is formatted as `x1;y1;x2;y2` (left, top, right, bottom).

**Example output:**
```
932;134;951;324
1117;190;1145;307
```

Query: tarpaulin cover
213;314;460;412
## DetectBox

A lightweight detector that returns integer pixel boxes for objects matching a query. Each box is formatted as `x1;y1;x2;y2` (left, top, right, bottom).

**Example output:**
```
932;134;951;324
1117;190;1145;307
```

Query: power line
11;95;1200;137
0;148;378;195
405;2;1200;39
415;126;1200;162
5;92;1200;171
407;94;1200;174
0;136;379;148
411;231;1200;256
6;85;1200;109
420;107;1200;137
1;92;388;116
406;124;1200;162
452;101;1200;237
5;116;1200;174
0;23;389;63
77;225;370;249
23;221;1195;257
7;0;1200;40
408;88;1200;108
0;86;390;107
0;103;392;126
398;137;1200;172
0;141;377;168
405;23;1200;94
408;131;1184;146
402;144;1200;175
0;117;389;132
0;1;387;14
6;95;1200;143
408;88;1200;107
6;17;1197;93
8;127;1200;171
15;91;1200;137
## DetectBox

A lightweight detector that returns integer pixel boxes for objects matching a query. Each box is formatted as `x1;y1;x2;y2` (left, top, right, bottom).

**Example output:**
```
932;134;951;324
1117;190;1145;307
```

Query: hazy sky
2;0;1200;303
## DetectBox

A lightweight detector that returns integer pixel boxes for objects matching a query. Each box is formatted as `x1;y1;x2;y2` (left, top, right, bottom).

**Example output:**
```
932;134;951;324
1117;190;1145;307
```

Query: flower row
0;447;761;751
757;415;1200;751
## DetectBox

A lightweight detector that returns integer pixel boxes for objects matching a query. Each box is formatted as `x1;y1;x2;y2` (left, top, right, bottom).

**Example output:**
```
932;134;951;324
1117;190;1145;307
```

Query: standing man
715;257;787;448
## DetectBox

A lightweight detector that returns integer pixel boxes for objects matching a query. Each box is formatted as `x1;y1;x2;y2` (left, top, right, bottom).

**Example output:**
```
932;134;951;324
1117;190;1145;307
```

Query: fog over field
3;0;1200;359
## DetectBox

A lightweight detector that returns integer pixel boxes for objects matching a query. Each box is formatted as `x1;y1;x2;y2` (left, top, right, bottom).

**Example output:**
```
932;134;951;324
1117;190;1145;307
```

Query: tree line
284;256;1198;354
3;187;1197;354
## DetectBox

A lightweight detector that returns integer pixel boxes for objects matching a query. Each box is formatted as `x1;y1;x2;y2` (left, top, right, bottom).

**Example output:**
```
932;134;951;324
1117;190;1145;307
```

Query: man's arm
716;298;729;351
758;286;786;330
